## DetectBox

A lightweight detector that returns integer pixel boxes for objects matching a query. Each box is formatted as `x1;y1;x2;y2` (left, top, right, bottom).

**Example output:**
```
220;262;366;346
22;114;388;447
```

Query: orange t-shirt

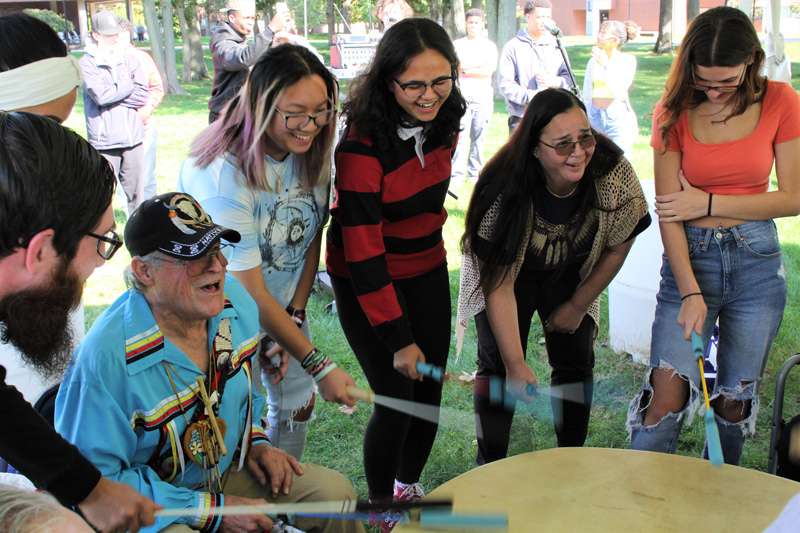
650;80;800;195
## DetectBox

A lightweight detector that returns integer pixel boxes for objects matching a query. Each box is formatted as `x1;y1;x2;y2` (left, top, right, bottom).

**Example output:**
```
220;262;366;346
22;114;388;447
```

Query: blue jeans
451;88;493;185
587;100;637;161
261;318;315;461
628;220;786;465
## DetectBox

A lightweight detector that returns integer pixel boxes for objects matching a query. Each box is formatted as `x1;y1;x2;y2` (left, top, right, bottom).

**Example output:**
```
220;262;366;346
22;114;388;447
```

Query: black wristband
681;292;702;301
707;193;713;217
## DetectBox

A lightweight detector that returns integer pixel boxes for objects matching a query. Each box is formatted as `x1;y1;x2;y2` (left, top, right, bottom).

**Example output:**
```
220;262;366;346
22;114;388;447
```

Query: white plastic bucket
608;180;662;364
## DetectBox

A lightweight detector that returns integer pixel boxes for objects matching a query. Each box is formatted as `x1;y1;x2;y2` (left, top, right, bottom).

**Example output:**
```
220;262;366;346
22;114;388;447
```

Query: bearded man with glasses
0;111;160;532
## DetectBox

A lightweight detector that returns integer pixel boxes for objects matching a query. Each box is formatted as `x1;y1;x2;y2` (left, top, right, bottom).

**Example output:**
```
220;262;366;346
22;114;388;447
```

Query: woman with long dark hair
178;44;357;461
457;88;649;464
628;7;800;465
326;18;465;529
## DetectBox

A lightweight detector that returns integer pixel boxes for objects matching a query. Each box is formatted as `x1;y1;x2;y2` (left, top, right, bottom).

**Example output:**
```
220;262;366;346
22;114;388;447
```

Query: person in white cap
80;10;150;217
208;0;292;123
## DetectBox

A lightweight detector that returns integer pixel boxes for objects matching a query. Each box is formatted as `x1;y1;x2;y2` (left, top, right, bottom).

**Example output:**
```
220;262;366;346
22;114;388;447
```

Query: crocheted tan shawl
455;157;649;356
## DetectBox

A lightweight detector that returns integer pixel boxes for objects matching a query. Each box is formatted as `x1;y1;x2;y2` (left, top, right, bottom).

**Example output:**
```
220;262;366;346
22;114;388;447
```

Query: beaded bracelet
300;348;338;382
286;306;307;327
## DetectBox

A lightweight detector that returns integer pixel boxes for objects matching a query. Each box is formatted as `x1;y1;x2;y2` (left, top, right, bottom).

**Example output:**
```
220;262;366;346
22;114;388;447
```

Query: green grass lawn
67;35;800;516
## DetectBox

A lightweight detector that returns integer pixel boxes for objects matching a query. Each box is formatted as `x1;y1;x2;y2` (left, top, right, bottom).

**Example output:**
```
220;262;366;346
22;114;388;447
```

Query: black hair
462;88;622;292
191;44;338;192
342;18;466;153
0;13;67;72
524;0;552;16
0;111;115;260
465;8;485;21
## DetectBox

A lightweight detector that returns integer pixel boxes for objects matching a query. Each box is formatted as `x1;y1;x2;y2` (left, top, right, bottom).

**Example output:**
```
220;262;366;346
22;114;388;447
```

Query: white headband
0;55;83;111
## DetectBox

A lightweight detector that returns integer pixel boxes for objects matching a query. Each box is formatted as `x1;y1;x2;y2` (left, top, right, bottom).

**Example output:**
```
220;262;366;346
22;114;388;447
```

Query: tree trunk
326;0;335;45
175;2;193;84
485;0;516;97
161;0;186;94
188;6;209;80
429;0;439;24
487;0;516;50
442;2;453;37
342;0;352;33
653;0;673;55
687;0;700;23
451;0;465;39
141;0;166;81
471;0;480;9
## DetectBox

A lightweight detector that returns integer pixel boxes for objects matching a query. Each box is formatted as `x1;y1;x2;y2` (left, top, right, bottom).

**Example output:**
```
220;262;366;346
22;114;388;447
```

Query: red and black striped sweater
326;126;455;353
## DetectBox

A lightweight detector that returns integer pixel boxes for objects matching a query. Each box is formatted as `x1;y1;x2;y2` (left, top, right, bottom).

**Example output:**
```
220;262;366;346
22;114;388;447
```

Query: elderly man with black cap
80;10;150;217
55;193;364;533
208;0;292;123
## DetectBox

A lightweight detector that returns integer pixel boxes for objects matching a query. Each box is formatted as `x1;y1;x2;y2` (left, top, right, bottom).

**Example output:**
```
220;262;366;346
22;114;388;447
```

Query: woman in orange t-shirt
627;6;800;466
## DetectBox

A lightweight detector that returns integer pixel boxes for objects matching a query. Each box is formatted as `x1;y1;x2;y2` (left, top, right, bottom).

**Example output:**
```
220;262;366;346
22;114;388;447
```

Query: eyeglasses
86;229;123;260
274;109;335;131
688;66;746;93
393;76;456;98
159;244;233;277
539;133;597;156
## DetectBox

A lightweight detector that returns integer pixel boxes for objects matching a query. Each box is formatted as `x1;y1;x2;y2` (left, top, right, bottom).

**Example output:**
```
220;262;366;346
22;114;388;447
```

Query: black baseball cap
125;192;241;259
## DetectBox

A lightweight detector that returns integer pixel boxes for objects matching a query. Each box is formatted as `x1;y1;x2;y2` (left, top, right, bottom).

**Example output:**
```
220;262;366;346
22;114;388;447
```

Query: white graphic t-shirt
177;154;329;307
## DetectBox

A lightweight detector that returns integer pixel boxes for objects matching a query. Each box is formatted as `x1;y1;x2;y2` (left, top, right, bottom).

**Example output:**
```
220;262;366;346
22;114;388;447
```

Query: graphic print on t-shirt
259;188;321;272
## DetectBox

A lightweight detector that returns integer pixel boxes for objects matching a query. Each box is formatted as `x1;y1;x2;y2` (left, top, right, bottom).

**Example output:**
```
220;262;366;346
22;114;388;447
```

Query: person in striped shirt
326;18;465;531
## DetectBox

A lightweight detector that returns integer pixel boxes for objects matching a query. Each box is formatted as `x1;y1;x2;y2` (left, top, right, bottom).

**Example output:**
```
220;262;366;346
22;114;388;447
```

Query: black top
0;365;100;506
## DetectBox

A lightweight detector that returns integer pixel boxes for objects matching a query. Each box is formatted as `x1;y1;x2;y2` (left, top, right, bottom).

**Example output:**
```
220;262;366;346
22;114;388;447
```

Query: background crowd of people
1;3;799;533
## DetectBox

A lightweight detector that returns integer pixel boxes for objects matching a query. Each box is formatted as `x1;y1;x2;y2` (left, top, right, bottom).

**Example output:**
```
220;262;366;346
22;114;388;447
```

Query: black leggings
329;263;451;500
474;263;595;465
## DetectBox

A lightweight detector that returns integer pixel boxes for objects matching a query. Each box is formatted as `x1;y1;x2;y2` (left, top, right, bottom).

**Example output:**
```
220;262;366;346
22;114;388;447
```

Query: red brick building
544;0;728;37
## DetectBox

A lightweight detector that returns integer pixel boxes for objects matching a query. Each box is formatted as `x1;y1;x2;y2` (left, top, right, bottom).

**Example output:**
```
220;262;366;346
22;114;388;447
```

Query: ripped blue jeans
262;319;315;461
628;220;786;465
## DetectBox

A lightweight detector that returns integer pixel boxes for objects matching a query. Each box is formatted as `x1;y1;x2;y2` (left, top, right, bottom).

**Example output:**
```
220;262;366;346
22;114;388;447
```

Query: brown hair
656;6;765;150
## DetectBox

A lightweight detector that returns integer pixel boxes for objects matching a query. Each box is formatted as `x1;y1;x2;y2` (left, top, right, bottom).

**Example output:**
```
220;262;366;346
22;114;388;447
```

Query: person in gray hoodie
497;0;571;133
79;11;149;217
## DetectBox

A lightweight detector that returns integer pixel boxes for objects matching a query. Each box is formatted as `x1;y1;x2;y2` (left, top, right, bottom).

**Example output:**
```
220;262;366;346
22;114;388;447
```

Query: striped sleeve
333;139;415;352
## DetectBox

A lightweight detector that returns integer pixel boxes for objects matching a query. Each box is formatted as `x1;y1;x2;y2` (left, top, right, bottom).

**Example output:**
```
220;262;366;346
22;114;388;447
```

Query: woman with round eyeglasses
581;19;639;159
628;7;800;466
177;43;357;461
325;18;465;527
457;88;650;464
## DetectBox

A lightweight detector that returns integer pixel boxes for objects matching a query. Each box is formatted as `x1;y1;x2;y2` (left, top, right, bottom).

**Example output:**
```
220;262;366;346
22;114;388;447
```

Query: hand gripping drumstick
487;375;588;411
691;331;724;467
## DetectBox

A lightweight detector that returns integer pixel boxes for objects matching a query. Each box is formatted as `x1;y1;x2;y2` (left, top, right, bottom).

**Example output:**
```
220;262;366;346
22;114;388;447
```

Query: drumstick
416;362;445;382
487;375;587;410
156;498;453;518
691;332;724;467
346;386;441;425
419;509;509;530
195;377;228;457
